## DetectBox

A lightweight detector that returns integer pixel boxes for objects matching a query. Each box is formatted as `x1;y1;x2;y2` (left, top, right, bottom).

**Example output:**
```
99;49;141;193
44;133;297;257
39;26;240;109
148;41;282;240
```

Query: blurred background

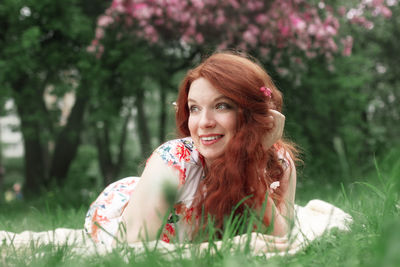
0;0;399;205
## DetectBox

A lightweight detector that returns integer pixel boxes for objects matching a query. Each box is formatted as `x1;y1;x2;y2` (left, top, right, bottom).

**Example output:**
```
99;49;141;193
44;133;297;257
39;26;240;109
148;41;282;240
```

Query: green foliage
65;144;101;197
275;4;400;182
278;54;373;182
0;0;103;193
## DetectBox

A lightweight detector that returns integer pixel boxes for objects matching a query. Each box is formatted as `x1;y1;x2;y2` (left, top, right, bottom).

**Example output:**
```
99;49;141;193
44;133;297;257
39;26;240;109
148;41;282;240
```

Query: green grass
0;153;399;266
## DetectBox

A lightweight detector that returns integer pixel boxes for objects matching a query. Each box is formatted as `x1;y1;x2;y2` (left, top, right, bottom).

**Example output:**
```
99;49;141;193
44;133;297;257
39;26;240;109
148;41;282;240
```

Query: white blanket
0;199;352;257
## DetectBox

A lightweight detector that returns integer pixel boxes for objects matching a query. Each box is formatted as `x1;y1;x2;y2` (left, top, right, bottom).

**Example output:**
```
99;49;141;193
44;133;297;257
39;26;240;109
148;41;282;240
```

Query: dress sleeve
152;139;193;185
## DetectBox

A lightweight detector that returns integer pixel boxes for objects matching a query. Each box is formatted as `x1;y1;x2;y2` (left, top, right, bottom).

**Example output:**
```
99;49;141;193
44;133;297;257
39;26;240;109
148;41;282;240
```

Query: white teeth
201;135;222;141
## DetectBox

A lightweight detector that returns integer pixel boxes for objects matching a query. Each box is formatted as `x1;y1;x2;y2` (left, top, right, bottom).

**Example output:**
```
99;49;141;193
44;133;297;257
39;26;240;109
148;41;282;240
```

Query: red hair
175;52;298;233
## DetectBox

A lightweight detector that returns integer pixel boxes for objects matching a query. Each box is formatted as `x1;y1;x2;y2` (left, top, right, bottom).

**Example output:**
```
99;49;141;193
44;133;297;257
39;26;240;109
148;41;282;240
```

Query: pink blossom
111;0;124;12
134;3;148;10
195;33;204;44
96;45;104;58
307;24;317;35
134;4;152;19
341;36;353;56
325;25;337;36
290;15;306;31
217;41;228;50
276;67;289;76
168;0;179;5
306;51;317;58
154;8;163;16
364;21;374;29
95;28;104;39
86;44;96;53
260;47;270;56
181;33;191;44
315;27;326;40
189;17;196;28
154;18;164;25
296;40;308;51
255;14;268;24
248;25;260;35
243;30;257;47
91;0;394;68
327;38;338;52
260;29;273;42
246;1;257;11
111;0;122;9
144;25;157;41
192;0;205;9
149;34;159;43
278;23;291;37
98;15;114;27
372;0;385;6
253;0;264;10
338;6;347;16
228;0;240;9
215;10;226;26
380;6;392;18
180;12;191;23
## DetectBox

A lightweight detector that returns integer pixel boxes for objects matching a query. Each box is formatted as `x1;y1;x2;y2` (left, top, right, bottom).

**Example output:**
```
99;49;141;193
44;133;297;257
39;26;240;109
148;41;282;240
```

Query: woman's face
188;78;238;164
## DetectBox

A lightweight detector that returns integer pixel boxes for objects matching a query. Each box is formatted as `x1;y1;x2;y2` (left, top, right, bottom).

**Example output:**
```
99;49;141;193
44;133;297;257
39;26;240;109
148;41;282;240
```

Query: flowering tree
88;0;397;183
90;0;394;71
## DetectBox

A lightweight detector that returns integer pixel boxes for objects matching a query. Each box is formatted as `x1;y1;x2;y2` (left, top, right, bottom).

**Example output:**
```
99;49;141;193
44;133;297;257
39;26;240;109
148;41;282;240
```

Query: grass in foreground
0;154;399;267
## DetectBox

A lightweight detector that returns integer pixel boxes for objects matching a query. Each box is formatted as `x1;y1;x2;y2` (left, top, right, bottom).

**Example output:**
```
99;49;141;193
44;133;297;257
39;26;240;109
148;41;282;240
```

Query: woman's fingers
269;109;285;135
264;110;285;149
265;115;274;129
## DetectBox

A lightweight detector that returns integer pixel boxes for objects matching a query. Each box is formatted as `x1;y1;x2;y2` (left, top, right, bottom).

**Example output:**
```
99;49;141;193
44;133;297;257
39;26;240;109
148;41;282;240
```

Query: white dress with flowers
84;137;206;245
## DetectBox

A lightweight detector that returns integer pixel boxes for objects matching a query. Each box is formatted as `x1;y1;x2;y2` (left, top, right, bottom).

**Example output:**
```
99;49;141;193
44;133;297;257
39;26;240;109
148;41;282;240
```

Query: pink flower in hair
260;86;272;98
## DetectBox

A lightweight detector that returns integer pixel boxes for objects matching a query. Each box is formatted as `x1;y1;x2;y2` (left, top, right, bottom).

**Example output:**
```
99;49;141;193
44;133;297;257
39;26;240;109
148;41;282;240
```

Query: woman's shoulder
152;137;204;186
155;137;202;166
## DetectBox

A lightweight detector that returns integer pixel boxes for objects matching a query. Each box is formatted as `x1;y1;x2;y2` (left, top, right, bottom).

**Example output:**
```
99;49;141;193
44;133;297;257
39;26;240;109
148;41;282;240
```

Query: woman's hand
263;110;285;149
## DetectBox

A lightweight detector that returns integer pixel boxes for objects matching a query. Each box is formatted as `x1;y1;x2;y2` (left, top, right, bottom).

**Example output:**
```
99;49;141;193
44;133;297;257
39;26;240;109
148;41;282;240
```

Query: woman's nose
199;110;216;128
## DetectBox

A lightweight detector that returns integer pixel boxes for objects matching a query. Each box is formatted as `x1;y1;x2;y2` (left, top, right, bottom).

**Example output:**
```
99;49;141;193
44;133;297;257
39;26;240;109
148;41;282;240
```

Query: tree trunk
16;101;48;195
95;121;114;186
115;106;131;176
95;108;132;186
158;86;167;143
135;89;152;157
49;87;88;186
12;78;49;195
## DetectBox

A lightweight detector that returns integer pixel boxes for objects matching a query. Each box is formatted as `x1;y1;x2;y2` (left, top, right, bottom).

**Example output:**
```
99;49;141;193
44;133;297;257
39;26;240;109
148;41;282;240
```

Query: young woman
84;52;298;246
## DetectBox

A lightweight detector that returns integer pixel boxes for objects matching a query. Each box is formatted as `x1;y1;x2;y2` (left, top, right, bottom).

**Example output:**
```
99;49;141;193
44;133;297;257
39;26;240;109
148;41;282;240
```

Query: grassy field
0;153;399;267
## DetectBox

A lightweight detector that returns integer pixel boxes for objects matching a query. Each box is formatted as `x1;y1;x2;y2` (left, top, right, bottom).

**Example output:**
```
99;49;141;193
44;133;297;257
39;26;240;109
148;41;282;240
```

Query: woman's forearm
261;197;291;236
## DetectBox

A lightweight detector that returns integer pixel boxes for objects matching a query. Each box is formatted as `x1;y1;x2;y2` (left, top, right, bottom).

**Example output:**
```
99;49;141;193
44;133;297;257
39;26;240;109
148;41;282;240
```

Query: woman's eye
216;103;230;110
189;105;200;113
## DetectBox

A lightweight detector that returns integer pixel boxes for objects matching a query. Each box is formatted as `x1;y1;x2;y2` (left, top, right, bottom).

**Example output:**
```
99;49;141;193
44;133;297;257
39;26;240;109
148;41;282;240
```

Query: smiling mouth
200;135;223;145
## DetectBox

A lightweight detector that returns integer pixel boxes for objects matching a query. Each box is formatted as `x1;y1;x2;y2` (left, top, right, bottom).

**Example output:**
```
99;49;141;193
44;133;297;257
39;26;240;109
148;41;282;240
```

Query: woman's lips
200;135;224;145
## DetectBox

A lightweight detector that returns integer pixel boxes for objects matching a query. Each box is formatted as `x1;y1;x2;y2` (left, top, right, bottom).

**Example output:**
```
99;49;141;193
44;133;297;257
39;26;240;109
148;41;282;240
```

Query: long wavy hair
175;52;298;232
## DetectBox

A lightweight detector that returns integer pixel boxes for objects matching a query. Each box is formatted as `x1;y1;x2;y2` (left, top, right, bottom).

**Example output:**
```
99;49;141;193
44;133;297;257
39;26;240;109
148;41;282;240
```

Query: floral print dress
84;138;205;245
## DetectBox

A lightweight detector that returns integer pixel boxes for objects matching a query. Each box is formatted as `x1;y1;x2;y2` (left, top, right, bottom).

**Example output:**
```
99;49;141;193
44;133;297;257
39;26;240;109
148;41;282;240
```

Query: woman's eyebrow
187;95;233;104
214;95;232;102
